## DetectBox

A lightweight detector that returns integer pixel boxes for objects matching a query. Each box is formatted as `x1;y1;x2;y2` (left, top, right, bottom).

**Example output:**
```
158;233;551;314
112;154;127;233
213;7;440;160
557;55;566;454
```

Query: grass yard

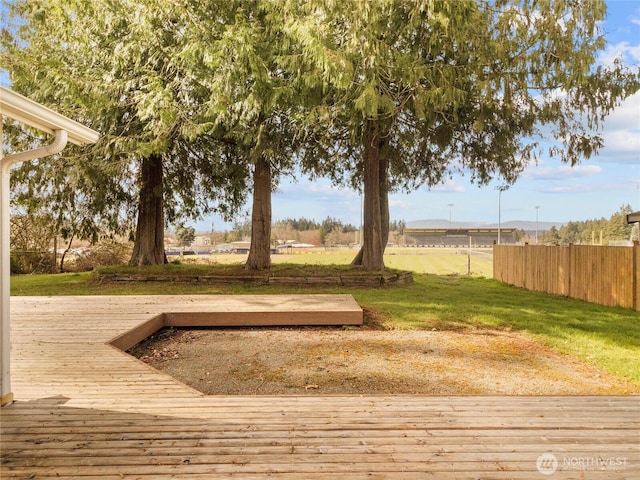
197;247;494;277
9;250;639;387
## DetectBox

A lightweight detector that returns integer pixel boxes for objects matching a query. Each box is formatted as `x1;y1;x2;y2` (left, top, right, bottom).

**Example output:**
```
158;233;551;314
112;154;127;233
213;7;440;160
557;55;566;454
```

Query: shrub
10;251;56;274
73;241;131;271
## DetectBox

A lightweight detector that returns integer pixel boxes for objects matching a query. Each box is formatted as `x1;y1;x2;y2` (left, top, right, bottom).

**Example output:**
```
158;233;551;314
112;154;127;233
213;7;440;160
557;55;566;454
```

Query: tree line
542;205;638;246
210;217;359;246
260;217;359;246
169;216;405;251
2;0;638;271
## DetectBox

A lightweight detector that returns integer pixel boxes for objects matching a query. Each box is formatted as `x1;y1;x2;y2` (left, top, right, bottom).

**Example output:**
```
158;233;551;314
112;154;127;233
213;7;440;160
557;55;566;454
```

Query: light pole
535;205;540;244
448;203;454;228
495;185;509;245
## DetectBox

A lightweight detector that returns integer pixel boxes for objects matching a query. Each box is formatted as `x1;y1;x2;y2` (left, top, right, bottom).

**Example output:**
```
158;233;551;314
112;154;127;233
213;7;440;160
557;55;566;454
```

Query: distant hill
406;219;564;231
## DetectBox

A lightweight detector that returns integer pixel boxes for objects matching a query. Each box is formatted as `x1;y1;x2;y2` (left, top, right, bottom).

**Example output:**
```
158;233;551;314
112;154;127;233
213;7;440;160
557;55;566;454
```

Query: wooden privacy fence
493;242;640;310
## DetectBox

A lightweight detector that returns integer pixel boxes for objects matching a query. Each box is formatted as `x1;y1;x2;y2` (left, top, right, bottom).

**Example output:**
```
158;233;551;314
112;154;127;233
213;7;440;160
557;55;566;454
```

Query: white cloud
538;177;639;194
279;181;358;201
601;129;640;160
598;41;640;66
537;184;597;194
389;198;412;209
524;164;602;181
428;179;466;193
597;91;640;163
602;92;640;132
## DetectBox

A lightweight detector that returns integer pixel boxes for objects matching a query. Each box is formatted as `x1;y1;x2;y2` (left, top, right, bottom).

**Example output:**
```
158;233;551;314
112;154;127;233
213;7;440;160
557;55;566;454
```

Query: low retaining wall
99;271;413;287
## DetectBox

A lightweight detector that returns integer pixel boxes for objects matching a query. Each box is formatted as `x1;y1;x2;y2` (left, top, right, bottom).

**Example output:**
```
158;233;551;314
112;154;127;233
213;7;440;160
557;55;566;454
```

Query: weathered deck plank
1;296;638;479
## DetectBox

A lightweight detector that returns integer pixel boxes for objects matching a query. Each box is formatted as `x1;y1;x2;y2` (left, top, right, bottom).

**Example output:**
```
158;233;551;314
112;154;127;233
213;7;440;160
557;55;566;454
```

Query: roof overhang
627;211;640;225
0;86;99;145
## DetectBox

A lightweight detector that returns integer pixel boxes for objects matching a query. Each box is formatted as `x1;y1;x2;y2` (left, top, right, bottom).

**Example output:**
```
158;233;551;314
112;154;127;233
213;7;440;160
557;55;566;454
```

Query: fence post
634;241;639;311
568;243;574;299
492;242;497;281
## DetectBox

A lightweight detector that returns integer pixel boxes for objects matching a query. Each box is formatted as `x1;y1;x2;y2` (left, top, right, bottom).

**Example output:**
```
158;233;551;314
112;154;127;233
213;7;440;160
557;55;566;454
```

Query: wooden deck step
108;294;363;351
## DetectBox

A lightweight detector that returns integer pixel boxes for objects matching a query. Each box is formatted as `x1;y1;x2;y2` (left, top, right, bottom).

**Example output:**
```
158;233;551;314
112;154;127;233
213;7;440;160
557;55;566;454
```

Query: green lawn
199;248;493;277
9;252;639;387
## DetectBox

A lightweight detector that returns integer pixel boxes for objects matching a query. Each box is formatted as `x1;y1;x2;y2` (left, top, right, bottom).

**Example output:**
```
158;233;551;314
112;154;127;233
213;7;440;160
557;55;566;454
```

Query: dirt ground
130;320;638;396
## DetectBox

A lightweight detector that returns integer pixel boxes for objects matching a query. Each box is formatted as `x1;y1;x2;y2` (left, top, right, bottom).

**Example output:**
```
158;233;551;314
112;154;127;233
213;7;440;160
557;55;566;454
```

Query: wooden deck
1;296;638;479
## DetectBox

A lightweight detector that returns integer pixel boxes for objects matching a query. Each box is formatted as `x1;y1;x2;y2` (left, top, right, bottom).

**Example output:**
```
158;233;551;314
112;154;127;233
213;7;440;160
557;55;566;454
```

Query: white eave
1;85;99;407
0;85;99;146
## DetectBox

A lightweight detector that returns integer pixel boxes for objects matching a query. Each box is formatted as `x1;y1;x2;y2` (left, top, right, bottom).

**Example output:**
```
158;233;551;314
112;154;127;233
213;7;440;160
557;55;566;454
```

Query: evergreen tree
607;205;633;242
287;0;639;270
2;0;248;266
180;1;306;270
543;226;561;245
556;205;633;245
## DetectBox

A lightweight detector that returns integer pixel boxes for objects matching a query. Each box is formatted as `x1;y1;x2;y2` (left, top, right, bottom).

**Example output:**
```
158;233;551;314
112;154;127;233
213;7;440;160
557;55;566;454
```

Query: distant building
404;220;518;247
404;227;517;247
211;241;251;253
194;236;211;246
275;242;316;253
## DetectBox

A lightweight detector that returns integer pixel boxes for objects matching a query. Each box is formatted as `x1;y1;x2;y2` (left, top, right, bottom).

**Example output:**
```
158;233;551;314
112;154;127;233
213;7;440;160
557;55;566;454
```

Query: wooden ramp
1;296;638;479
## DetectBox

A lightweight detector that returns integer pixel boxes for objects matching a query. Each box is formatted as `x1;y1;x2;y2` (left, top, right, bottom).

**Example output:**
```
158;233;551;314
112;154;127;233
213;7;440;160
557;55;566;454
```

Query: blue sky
206;0;640;231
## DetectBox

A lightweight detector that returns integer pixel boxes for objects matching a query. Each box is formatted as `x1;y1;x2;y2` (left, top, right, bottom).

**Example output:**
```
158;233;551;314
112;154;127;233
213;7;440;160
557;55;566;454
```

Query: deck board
1;295;638;479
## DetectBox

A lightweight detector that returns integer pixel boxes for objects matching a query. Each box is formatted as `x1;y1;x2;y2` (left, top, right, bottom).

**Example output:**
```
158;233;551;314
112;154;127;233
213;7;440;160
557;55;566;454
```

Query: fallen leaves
141;347;180;362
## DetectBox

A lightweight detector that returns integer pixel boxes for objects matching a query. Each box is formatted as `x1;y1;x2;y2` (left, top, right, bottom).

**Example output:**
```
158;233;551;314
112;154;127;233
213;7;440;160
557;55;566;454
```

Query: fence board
635;242;640;310
493;243;639;310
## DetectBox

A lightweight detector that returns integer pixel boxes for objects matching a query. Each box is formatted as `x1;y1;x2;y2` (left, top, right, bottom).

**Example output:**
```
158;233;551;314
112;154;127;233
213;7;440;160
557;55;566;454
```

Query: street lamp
448;203;454;228
535;206;540;244
495;185;509;245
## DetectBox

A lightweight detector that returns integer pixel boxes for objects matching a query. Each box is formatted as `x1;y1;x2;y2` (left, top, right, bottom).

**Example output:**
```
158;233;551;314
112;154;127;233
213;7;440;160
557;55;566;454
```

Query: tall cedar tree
2;0;248;265
286;0;639;270
180;1;302;270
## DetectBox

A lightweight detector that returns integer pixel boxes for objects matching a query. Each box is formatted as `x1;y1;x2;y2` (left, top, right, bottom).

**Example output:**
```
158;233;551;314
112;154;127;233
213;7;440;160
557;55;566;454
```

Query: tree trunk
60;235;73;273
351;119;388;271
129;154;166;266
53;235;58;272
379;153;390;249
245;155;272;270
